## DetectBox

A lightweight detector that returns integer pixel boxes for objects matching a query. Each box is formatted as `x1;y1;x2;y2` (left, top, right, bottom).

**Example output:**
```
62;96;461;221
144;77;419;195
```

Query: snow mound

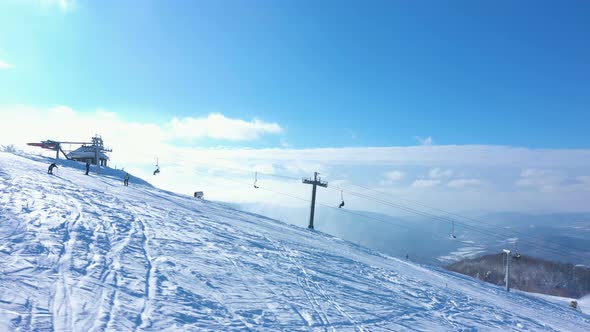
1;152;589;331
579;294;590;315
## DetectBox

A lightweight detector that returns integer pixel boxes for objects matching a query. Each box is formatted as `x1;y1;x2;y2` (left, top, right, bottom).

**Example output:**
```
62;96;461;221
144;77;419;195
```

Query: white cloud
577;176;590;185
415;136;433;146
411;179;441;188
0;106;282;145
515;168;565;192
521;168;554;178
254;163;275;175
384;170;404;181
0;61;13;70
2;105;590;214
429;168;453;179
447;178;482;188
380;170;405;186
169;113;283;141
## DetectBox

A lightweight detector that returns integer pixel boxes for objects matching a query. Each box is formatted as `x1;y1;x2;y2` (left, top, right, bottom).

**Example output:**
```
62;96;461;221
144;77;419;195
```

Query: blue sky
1;1;590;215
1;0;589;149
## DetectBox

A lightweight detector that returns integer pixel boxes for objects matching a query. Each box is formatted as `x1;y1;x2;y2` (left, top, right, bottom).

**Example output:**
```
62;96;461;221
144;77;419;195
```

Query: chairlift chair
450;221;457;239
338;190;345;208
513;246;522;259
253;172;259;189
153;157;160;175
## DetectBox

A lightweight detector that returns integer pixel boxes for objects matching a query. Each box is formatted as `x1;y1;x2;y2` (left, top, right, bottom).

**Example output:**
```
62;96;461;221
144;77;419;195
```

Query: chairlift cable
323;183;587;261
194;169;444;236
345;183;590;254
192;165;590;262
172;160;578;253
327;185;589;262
221;165;589;261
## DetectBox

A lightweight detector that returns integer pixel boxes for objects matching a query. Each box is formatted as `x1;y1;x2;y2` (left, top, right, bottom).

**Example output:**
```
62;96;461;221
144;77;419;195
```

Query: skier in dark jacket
124;173;129;186
85;162;90;175
47;163;58;174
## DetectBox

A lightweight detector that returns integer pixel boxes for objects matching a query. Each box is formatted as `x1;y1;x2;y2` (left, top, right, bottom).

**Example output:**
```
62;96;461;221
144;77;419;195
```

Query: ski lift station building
67;135;112;166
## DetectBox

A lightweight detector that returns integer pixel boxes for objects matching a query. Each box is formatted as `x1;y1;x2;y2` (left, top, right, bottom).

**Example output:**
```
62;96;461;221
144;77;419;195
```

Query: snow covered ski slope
1;152;589;331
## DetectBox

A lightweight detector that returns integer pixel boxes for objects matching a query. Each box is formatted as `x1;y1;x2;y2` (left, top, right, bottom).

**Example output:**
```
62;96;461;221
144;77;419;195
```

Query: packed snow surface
524;292;590;316
1;152;589;331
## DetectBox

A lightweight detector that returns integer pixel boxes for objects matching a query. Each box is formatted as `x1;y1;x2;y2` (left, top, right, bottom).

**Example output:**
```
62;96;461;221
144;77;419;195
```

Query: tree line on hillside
446;253;590;298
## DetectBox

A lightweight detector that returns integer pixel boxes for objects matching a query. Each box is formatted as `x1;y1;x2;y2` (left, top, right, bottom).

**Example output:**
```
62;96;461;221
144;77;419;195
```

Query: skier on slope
47;163;58;174
85;162;90;175
124;173;129;186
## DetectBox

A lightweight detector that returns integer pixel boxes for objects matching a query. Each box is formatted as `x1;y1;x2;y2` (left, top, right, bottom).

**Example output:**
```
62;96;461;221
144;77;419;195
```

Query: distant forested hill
446;253;590;298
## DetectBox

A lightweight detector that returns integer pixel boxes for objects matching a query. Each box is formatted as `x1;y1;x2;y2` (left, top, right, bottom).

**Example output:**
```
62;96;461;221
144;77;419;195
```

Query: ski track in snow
1;152;590;331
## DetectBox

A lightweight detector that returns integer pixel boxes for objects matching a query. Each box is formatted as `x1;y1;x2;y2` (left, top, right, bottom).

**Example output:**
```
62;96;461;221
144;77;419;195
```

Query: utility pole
503;249;511;292
302;172;328;229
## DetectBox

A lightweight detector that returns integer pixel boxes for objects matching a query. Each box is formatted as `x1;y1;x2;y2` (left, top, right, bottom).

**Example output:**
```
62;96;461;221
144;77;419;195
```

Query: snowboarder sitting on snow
47;163;58;174
124;173;129;186
85;162;90;175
